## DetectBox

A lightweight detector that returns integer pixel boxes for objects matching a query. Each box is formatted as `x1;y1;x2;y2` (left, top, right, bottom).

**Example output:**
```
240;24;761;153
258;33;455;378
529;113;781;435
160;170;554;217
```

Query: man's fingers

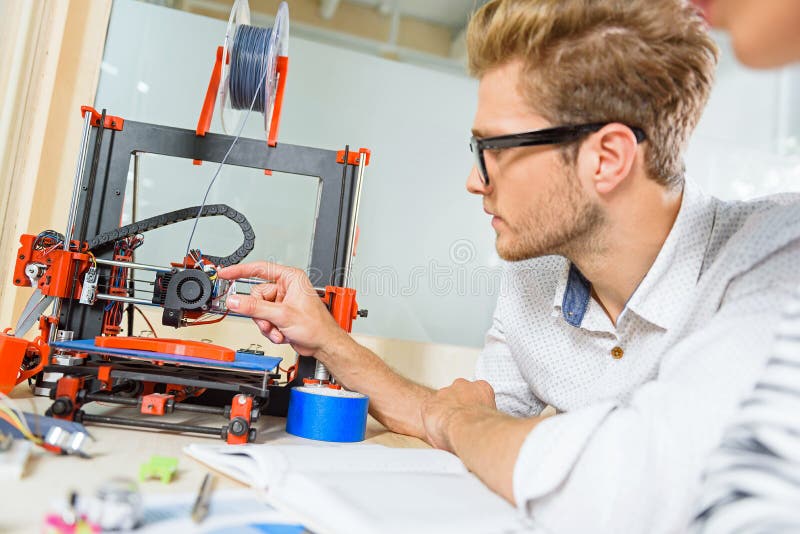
253;318;274;336
475;379;494;394
217;261;299;282
250;283;278;302
252;318;286;344
267;327;285;344
227;294;282;323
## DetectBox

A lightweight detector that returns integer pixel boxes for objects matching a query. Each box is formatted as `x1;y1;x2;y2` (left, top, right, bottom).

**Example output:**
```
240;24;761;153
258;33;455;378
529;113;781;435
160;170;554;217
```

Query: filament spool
218;0;289;135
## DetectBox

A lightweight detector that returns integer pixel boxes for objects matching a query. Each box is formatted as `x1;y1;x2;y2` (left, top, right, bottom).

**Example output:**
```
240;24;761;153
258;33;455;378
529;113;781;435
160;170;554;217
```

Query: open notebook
184;443;534;534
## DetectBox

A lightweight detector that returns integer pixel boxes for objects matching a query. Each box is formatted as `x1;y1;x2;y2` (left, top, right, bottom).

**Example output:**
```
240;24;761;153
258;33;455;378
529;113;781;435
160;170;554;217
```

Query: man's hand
420;379;496;452
217;261;345;358
219;262;437;440
421;379;541;503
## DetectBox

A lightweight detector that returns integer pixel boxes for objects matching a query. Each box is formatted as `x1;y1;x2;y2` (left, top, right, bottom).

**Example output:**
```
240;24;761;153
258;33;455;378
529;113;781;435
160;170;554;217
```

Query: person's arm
420;378;543;502
692;286;800;532
315;333;433;437
217;261;432;438
422;290;784;525
421;243;800;532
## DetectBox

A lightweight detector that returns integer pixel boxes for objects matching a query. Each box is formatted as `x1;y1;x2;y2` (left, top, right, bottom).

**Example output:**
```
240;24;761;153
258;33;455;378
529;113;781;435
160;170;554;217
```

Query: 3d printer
0;2;371;445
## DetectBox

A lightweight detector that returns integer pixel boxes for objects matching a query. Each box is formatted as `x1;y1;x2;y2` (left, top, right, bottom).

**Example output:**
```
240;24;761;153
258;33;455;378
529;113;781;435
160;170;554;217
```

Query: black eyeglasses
469;122;647;185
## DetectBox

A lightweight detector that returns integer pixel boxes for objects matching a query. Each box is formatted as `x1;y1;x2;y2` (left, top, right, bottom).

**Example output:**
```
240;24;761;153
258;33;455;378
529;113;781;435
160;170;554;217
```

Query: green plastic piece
139;455;179;484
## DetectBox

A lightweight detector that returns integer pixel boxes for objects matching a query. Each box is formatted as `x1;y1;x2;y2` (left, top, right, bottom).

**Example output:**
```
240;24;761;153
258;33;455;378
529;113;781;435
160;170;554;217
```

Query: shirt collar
551;178;715;332
552;261;571;317
552;262;615;333
559;263;591;327
622;178;715;330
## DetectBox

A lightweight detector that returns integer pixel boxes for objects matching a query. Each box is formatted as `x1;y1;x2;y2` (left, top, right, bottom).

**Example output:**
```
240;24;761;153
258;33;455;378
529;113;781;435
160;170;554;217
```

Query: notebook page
184;443;468;489
272;471;531;534
184;444;265;487
270;444;468;476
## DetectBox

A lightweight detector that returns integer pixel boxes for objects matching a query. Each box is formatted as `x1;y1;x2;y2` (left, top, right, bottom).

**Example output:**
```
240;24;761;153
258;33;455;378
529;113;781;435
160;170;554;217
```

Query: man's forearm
448;407;542;503
316;333;433;438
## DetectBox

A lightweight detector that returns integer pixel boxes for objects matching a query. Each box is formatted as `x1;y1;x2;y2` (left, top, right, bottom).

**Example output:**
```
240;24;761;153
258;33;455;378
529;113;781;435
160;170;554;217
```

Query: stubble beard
495;165;606;262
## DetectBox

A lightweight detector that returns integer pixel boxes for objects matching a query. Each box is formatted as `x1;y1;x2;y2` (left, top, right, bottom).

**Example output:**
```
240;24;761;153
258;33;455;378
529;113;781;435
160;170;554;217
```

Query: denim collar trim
562;263;591;327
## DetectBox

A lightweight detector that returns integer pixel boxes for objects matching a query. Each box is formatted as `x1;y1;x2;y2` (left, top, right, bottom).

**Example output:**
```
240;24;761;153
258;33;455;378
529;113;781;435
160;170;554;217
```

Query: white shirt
692;284;800;533
475;178;800;533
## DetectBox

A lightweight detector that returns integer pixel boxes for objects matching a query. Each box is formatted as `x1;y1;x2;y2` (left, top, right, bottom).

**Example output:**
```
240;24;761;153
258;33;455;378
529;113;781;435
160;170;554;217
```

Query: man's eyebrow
471;128;486;137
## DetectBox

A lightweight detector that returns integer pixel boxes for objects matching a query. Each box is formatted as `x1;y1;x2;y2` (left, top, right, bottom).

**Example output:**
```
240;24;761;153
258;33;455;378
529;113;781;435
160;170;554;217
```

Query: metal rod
64;112;93;249
132;153;140;231
98;286;155;296
98;286;154;293
236;278;271;285
48;300;61;344
316;152;366;383
126;301;135;335
128;153;140;337
344;151;367;287
98;289;155;297
50;112;95;343
78;413;224;437
96;294;152;305
332;145;349;287
314;359;330;381
84;393;226;415
66;110;108;328
237;278;326;295
78;109;106;243
171;403;227;415
315;295;331;381
85;393;139;406
95;258;173;273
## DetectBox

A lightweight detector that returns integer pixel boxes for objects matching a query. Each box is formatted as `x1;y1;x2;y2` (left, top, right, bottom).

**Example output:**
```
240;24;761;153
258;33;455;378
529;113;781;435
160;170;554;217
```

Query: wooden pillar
0;0;112;332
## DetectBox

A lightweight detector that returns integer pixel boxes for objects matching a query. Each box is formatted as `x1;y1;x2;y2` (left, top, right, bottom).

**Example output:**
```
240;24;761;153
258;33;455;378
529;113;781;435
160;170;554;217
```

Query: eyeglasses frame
469;122;647;185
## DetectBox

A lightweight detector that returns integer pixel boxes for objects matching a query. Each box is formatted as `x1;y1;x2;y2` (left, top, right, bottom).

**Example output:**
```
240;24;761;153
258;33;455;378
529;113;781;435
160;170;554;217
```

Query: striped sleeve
693;286;800;533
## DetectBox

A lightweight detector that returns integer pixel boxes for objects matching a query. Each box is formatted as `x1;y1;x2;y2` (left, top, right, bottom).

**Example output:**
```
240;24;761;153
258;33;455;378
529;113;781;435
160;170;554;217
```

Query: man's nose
466;166;489;195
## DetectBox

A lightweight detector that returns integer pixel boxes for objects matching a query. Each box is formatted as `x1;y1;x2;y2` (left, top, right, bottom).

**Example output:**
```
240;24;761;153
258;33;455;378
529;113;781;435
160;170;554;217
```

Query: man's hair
467;0;718;188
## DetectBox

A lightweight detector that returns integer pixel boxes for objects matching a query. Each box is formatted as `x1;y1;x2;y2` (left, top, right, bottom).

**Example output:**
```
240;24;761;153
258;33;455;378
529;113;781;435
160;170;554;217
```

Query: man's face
695;0;800;68
467;60;603;262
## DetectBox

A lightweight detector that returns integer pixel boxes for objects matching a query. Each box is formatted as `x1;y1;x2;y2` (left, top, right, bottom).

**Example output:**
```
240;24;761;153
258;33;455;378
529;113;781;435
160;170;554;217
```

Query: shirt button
611;346;624;359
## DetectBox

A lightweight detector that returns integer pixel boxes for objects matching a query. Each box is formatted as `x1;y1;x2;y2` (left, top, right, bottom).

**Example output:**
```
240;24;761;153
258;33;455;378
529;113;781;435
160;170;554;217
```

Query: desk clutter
3;381;529;534
42;486;304;533
5;413;530;533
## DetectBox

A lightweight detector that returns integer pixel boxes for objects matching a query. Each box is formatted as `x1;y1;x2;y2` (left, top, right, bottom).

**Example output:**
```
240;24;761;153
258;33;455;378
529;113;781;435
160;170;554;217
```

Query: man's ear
580;123;640;195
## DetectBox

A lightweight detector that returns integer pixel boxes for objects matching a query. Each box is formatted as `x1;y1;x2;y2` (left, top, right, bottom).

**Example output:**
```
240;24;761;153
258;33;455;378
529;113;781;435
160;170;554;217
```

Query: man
219;0;800;531
690;1;800;531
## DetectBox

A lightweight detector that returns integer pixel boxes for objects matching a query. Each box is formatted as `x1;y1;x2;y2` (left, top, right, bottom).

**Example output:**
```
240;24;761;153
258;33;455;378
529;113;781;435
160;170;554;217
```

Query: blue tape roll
286;386;369;443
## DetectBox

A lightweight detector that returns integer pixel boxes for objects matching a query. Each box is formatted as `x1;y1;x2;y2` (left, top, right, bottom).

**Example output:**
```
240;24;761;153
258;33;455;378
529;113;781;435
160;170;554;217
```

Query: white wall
97;0;496;349
687;32;800;199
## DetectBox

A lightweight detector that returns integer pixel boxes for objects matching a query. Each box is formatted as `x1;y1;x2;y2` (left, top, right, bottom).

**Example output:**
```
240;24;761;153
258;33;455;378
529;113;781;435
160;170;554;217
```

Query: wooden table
2;383;427;533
